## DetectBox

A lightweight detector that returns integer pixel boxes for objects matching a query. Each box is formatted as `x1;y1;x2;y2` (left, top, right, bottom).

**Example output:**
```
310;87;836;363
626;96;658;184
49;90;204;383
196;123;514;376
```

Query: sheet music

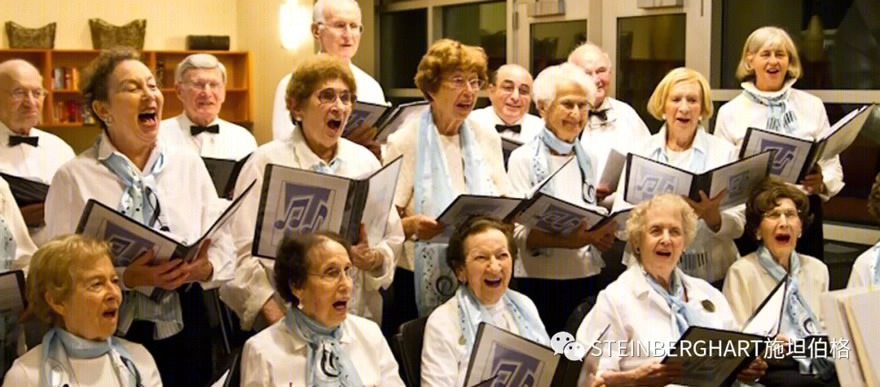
375;101;429;142
76;201;179;266
624;155;693;204
254;166;352;258
818;104;873;160
518;195;607;236
343;100;390;135
706;151;773;209
431;195;523;243
663;327;764;387
464;323;559;387
742;274;787;337
598;149;626;189
361;157;403;247
741;128;812;184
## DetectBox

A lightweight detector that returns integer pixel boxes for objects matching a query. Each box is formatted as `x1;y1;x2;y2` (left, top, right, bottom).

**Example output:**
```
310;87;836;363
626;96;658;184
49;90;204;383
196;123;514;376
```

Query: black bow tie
191;124;220;136
495;124;522;134
589;109;609;121
8;135;38;147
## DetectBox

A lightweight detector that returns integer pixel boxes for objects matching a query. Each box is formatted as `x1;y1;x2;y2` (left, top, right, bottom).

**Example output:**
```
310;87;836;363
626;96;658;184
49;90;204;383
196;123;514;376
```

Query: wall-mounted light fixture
280;1;312;50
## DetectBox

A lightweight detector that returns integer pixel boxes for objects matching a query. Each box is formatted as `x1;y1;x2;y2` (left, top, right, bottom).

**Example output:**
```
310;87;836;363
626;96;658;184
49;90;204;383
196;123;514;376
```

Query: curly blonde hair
625;194;699;261
23;235;112;326
413;39;488;101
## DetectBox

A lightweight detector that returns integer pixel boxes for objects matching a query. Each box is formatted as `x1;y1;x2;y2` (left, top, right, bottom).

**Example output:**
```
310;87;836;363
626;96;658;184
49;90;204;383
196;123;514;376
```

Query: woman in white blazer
723;177;837;386
576;194;765;386
848;172;880;288
715;26;843;261
617;68;744;286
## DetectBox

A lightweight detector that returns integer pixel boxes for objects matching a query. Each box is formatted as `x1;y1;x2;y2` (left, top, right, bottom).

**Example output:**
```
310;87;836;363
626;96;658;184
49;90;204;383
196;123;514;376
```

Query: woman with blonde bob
506;63;616;334
848;172;880;288
615;68;744;285
385;39;511;324
715;26;843;260
576;194;765;386
3;235;161;387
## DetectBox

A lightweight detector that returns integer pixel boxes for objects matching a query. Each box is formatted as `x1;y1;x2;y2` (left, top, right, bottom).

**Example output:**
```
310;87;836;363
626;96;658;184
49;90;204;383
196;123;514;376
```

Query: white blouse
218;127;403;330
241;314;404;387
2;338;162;387
0;122;75;185
575;265;739;374
0;177;36;271
847;243;879;289
722;251;829;327
714;87;844;200
384;115;512;271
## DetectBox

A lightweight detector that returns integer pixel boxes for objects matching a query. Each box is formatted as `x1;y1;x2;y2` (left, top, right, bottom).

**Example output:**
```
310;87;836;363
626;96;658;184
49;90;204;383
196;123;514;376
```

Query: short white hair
175;54;227;84
567;42;612;71
532;62;596;109
313;0;361;23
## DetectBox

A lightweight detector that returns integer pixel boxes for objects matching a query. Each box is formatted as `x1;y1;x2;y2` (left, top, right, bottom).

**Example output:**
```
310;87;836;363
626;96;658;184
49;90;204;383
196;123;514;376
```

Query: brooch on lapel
701;299;715;313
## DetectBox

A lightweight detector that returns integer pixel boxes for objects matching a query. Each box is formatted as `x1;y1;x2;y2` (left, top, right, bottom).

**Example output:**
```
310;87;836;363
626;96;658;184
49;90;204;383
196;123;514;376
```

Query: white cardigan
847;243;879;289
714;87;844;200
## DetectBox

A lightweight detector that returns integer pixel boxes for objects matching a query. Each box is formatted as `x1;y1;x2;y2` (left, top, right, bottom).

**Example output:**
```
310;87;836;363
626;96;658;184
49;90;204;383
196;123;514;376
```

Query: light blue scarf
312;159;342;175
0;223;14;375
529;126;596;204
742;80;800;135
413;108;495;316
0;217;14;270
94;136;183;339
455;286;549;351
283;307;363;387
643;267;713;337
39;327;141;387
873;243;880;285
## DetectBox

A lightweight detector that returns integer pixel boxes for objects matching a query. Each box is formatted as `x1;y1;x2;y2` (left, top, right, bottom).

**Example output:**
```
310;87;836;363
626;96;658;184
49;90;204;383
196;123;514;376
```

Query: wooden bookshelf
0;49;253;129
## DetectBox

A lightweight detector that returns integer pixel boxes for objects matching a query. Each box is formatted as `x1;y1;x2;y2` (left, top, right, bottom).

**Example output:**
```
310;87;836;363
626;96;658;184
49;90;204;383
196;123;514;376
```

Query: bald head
0;59;44;134
488;64;534;125
568;42;611;106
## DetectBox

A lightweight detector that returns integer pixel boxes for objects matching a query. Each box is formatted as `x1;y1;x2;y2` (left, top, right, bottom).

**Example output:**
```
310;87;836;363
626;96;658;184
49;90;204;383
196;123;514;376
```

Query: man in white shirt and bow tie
568;43;650;202
469;64;543;144
160;53;257;161
0;59;75;244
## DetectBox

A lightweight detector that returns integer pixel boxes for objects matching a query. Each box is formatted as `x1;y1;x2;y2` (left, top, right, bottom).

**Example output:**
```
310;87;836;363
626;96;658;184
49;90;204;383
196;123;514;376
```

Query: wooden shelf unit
0;49;254;128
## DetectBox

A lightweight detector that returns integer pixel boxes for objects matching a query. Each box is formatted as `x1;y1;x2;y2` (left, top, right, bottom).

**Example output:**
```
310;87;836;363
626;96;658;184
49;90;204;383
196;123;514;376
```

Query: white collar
740;78;797;99
96;132;164;173
288;126;342;169
284;318;353;351
177;113;221;134
646;124;711;155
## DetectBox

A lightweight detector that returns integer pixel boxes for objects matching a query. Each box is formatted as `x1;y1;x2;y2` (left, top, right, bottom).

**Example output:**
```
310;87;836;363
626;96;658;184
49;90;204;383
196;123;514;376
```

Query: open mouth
775;233;791;243
138;112;158;126
102;308;118;319
332;300;348;312
484;278;503;288
655;250;673;258
196;101;215;108
327;119;342;130
456;101;473;109
676;117;691;124
766;68;781;75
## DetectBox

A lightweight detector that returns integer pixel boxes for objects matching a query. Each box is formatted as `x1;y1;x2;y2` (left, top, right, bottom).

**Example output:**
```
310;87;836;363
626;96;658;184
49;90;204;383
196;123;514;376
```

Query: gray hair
175;53;227;84
532;62;596;109
313;0;361;23
568;42;612;71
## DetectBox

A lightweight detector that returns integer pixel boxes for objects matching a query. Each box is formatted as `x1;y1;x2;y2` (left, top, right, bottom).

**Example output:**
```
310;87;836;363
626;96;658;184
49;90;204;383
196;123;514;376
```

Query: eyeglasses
558;99;590;111
764;209;800;221
498;83;531;96
316;88;356;106
447;76;485;90
184;80;223;91
6;88;47;102
318;21;364;34
309;266;355;284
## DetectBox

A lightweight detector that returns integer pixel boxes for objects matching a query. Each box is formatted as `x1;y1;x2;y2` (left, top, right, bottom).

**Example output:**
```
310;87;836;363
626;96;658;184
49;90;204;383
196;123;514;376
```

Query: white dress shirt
0;177;36;271
714;87;844;200
159;114;257;160
722;251;829;326
44;133;235;290
579;97;651;182
575;265;739;374
507;149;604;279
241;313;404;387
272;63;387;141
421;295;536;387
847;243;879;288
468;106;543;144
384;115;512;271
1;337;162;387
616;127;745;283
218;127;403;330
0;122;75;184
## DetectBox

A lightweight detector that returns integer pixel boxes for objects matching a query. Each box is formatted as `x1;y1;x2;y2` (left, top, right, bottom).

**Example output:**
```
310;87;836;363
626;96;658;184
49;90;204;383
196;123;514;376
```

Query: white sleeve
240;338;272;387
363;209;403;292
420;312;460;387
272;75;295;141
0;181;36;272
576;291;625;373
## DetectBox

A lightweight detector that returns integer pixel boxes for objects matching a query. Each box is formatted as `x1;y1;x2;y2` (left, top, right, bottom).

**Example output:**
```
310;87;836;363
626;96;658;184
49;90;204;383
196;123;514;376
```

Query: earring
104;115;114;125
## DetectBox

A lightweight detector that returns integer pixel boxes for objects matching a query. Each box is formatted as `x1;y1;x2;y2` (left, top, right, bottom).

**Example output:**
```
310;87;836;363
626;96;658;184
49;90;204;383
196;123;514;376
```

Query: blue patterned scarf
873;244;880;285
413;108;495;316
39;327;141;387
0;216;14;375
643;266;713;337
0;217;14;270
530;126;596;204
284;307;363;387
742;80;799;135
455;286;548;351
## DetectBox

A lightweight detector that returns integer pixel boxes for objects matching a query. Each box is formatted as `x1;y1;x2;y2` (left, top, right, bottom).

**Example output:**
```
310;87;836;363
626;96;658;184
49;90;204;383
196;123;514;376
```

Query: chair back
550;296;597;387
395;316;428;387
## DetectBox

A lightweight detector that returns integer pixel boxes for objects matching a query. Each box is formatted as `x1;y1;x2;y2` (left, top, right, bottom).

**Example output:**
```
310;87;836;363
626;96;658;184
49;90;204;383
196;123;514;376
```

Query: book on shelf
52;66;81;90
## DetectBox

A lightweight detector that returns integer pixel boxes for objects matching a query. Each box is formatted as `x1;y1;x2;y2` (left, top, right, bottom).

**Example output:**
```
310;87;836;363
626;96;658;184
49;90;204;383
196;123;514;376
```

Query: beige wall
1;0;239;49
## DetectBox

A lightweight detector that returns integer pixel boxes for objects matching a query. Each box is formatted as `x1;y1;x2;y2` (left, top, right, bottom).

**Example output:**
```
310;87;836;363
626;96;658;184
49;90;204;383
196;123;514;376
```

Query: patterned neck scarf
0;217;15;271
40;328;141;387
532;126;596;204
873;244;880;285
455;285;549;351
412;108;495;316
742;79;800;135
284;307;363;387
643;266;712;337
